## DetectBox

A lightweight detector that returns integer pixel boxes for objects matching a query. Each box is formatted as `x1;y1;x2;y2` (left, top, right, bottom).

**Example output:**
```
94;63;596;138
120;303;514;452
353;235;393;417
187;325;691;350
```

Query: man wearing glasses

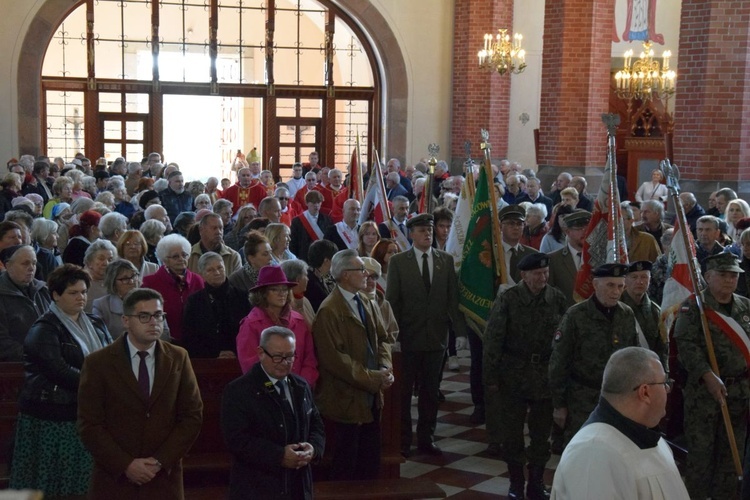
221;326;325;499
78;288;203;498
313;249;393;480
551;347;688;498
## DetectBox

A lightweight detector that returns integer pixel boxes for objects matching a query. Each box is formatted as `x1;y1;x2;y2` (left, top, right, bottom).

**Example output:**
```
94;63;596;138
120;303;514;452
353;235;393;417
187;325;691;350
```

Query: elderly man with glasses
312;249;393;480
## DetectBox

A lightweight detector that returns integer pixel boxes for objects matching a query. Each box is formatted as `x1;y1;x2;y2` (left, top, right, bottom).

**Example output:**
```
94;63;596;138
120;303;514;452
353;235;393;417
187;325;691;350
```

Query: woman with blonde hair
357;220;381;257
266;222;296;265
116;229;159;277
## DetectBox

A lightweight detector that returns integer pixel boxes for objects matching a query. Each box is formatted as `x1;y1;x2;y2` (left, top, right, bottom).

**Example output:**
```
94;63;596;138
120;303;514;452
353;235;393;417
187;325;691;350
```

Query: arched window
41;0;379;181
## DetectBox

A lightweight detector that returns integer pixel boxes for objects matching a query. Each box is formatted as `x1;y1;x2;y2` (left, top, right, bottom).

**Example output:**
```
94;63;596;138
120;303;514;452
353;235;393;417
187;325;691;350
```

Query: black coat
19;310;111;421
182;280;251;358
221;363;325;500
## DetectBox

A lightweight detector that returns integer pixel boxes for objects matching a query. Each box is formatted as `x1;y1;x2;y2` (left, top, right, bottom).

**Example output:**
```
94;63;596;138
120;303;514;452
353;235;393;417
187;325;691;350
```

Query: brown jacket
78;335;203;500
312;286;392;424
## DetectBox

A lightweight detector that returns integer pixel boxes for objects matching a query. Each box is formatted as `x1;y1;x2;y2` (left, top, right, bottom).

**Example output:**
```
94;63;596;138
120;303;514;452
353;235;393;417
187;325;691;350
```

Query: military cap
592;263;629;278
563;210;591;228
517;252;550;271
405;213;434;229
498;204;526;222
704;253;744;274
627;261;653;273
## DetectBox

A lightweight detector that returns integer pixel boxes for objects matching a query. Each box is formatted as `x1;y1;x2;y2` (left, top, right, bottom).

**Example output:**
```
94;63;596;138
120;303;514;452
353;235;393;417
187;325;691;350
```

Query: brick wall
450;0;513;169
538;0;615;169
673;0;750;183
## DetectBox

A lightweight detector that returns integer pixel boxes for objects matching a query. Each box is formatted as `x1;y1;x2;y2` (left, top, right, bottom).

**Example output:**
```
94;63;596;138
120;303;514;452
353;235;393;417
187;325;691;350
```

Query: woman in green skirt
10;262;112;497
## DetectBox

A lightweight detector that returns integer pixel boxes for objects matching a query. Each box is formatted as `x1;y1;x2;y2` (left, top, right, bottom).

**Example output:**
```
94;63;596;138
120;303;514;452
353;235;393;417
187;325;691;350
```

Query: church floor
399;350;560;499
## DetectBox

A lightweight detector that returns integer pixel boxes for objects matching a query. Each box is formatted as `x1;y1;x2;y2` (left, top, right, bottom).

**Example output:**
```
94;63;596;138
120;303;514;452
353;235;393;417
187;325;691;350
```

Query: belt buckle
530;354;541;364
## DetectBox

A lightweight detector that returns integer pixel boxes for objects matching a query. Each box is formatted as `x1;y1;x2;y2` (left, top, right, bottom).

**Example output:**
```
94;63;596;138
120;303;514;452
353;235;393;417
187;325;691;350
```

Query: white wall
0;0;45;160
508;0;545;170
369;0;455;165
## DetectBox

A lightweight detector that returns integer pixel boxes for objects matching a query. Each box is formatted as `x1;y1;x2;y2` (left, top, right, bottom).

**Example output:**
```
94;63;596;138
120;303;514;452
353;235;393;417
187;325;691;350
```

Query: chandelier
477;29;526;76
614;41;676;102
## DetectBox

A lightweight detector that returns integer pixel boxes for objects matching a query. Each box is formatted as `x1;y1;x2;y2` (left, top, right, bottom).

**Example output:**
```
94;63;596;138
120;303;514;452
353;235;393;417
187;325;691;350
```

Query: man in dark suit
78;288;203;499
221;326;325;499
571;176;594;212
516;177;553;220
324;198;360;250
290;189;332;262
547;210;591;307
378;196;411;250
386;214;467;457
313;249;393;479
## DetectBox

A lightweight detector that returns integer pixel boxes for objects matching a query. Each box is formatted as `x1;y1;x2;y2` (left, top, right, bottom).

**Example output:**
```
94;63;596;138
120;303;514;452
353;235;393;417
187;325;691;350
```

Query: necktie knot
137;351;148;360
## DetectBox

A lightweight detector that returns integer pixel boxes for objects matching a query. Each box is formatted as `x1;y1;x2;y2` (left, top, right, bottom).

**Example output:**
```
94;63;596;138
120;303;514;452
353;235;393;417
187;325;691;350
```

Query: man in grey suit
547;210;591;307
386;214;467;457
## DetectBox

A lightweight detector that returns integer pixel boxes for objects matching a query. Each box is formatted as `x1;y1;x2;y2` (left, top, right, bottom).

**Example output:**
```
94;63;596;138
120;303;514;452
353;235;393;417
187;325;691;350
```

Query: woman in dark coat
10;264;112;496
183;252;250;358
304;239;338;312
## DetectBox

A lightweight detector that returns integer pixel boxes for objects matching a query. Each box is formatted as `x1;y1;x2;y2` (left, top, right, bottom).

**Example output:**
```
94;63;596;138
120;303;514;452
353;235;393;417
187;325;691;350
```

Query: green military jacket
621;291;667;368
483;282;567;399
549;297;639;408
674;290;750;399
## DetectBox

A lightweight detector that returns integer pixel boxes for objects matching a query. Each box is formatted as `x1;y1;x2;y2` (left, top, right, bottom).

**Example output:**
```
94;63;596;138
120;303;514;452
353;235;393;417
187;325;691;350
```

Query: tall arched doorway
20;0;407;181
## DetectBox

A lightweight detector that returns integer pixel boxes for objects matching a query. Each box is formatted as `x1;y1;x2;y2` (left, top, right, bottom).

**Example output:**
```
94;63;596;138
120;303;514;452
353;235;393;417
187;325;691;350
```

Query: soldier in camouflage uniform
621;260;668;368
484;253;567;500
674;253;750;499
549;263;638;446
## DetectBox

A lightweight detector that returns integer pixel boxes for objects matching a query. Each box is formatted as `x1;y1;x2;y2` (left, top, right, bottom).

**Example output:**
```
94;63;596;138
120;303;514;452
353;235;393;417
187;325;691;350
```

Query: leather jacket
19;310;111;421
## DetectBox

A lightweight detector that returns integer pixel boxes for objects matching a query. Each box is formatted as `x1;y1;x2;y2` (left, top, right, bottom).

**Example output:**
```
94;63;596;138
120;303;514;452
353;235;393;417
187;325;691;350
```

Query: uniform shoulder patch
553;330;563;342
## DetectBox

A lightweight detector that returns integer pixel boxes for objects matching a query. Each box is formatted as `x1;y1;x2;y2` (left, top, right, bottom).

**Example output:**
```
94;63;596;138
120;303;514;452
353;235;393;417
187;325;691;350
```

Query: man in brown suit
78;288;203;499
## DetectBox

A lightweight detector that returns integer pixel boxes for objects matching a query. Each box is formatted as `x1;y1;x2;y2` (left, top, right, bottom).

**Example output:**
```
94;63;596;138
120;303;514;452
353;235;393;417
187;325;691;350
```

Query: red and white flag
659;216;695;337
574;157;628;301
704;308;750;366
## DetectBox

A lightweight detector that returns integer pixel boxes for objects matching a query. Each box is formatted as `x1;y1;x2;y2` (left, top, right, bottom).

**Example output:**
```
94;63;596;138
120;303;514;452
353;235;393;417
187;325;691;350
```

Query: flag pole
426;144;439;214
373;148;392;221
661;159;743;481
479;129;505;284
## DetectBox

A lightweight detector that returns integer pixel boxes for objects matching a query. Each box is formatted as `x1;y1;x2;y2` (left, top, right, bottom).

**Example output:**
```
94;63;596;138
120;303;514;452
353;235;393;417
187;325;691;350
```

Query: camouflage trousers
496;387;552;466
683;383;747;499
563;383;600;446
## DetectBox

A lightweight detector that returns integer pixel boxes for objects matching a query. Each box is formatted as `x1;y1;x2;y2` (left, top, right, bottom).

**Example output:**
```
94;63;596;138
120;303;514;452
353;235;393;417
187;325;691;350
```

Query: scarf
49;302;105;356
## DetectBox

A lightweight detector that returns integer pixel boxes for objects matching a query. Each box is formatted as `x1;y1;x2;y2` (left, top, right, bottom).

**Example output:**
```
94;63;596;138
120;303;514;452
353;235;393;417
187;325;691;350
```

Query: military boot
507;463;526;499
526;464;550;500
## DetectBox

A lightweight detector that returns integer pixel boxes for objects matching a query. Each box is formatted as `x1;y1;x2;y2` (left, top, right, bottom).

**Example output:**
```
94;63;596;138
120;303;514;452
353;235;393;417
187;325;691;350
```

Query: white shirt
502;241;521;285
338;286;364;323
286;176;306;197
260;365;293;410
412;246;433;283
126;335;155;394
567;242;583;270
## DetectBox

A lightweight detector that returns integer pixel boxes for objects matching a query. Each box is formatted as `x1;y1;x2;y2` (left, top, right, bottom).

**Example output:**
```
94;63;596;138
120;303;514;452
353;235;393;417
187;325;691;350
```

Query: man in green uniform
549;263;638;446
674;253;750;499
484;253;567;499
621;260;667;368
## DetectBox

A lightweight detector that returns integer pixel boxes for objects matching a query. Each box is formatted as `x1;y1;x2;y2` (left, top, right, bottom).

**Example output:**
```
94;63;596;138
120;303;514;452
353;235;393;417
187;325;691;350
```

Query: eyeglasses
167;252;189;260
116;274;140;283
261;347;296;364
344;267;367;273
632;378;674;393
126;312;167;323
277;197;289;201
366;274;379;281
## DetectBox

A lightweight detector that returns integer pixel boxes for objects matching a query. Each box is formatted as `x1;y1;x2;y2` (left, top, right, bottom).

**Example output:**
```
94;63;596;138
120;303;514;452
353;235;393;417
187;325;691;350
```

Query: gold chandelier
614;41;676;102
477;29;526;76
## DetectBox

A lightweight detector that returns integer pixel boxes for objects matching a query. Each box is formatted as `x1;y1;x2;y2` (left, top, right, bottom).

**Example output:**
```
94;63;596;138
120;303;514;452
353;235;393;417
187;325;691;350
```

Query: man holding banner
674;252;750;499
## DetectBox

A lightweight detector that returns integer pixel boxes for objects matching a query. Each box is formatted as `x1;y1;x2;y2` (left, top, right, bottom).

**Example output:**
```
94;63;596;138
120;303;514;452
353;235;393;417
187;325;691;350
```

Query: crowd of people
2;150;749;499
